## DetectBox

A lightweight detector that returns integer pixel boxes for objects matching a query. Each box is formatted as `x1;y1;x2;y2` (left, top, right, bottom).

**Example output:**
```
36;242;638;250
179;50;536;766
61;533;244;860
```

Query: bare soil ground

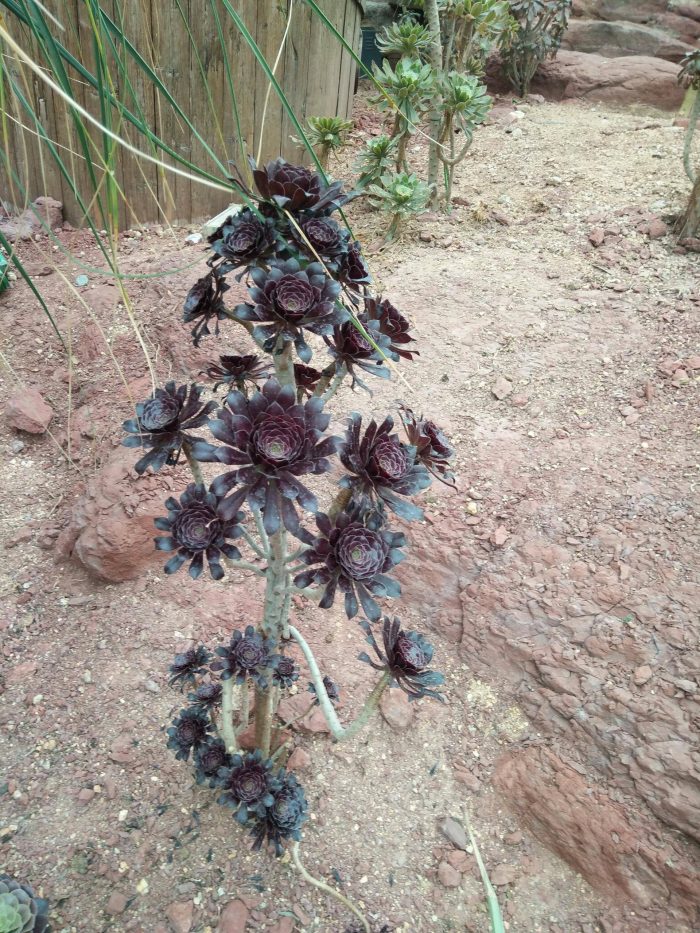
1;91;698;933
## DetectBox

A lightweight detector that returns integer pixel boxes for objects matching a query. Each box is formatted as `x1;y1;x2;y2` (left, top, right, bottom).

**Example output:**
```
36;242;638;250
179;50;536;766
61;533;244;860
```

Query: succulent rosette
250;769;308;855
166;707;213;761
338;240;371;293
168;645;212;689
250;157;347;215
0;876;50;933
122;382;217;475
207;207;277;272
212;625;273;689
294;508;406;621
183;271;230;346
308;675;340;706
291;215;349;270
232;258;345;362
154;483;244;580
194;738;231;787
272;655;299;689
188;681;223;711
293;363;324;400
324;319;392;391
193;378;339;537
205;354;271;394
365;296;418;361
218;750;277;824
399;406;456;487
359;616;445;702
339;413;431;521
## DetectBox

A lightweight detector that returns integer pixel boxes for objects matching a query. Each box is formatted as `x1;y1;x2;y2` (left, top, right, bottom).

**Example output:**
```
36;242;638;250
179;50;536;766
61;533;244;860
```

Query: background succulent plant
0;877;49;933
303;116;353;168
368;172;430;239
500;0;572;97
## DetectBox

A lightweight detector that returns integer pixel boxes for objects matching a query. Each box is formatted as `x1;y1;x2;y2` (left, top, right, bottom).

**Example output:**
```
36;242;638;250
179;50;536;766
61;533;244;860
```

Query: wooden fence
1;0;362;227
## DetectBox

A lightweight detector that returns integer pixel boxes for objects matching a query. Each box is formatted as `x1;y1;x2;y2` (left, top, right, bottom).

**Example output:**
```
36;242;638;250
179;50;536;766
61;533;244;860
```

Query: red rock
634;665;653;686
491;375;513;400
511;394;529;407
380;688;415;731
218;898;249;932
447;849;471;872
5;388;53;434
491;525;509;547
588;227;605;247
5;661;38;685
504;831;523;846
106;892;129;916
437;861;462;888
647;219;668;239
77;788;95;805
165;900;193;933
286;747;312;771
491;863;518;886
685;355;700;370
268;919;294;933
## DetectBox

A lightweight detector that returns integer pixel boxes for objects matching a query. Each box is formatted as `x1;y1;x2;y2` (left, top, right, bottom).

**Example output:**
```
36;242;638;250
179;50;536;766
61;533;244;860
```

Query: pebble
77;788;94;805
437;861;462;888
286;747;312;771
491;863;518;886
165;900;194;933
634;666;653;686
380;689;414;731
440;816;468;850
504;831;524;846
106;892;128;916
143;679;160;694
491;376;513;400
218;899;250;933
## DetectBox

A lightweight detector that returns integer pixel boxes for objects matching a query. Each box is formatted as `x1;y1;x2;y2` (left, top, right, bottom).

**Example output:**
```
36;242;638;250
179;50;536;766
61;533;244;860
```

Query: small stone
380;689;415;731
634;665;653;687
437;861;462;888
184;232;202;245
671;369;689;388
588;228;605;247
5;388;53;434
491;376;513;400
511;394;529;407
77;788;94;805
466;501;479;515
165;899;193;933
268;919;295;933
218;898;250;933
491;525;508;547
491;864;518;886
440;816;468;851
685;355;700;370
143;679;160;694
447;849;470;872
10;440;25;454
106;892;128;916
287;747;312;771
504;831;523;846
647;219;667;239
419;231;432;243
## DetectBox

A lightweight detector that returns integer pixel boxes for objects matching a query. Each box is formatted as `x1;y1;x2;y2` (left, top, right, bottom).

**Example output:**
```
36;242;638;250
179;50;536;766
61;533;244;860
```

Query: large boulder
562;18;693;60
0;197;63;242
57;447;174;582
573;1;671;24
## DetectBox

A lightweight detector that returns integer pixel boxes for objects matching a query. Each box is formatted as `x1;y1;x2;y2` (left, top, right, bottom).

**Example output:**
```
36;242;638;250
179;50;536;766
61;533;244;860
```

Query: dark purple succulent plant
272;655;299;689
183;271;230;346
338;240;371;293
122;382;217;475
205;354;271;394
250;157;346;215
166;707;213;761
365;296;418;361
308;675;340;706
249;769;308;855
293;363;324;400
154;483;244;580
292;215;348;269
218;750;277;824
359;617;445;702
188;681;223;711
324;318;391;391
399;406;456;487
192;378;339;537
169;645;212;689
207;207;277;272
294;508;406;621
232;258;344;362
194;737;231;787
339;413;430;521
212;625;273;689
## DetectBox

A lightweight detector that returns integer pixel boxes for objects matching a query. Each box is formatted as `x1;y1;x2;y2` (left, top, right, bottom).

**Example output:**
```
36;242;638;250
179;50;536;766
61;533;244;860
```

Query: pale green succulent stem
255;526;289;753
424;0;444;207
683;91;700;182
290;842;370;932
273;336;295;389
240;526;268;559
319;366;346;404
183;441;204;485
252;507;270;555
236;680;250;735
288;625;391;742
221;678;238;754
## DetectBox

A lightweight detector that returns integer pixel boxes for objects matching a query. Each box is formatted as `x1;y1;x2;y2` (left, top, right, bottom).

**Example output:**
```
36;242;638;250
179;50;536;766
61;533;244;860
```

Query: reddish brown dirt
1;93;699;932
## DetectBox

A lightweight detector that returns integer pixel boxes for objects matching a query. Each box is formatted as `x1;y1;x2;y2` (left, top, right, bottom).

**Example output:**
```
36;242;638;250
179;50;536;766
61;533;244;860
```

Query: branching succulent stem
290;842;370;932
255;685;275;757
424;0;444;208
289;625;391;742
319;365;346;404
252;507;270;555
273;336;296;389
236;679;250;734
183;441;204;485
327;486;353;521
240;527;268;559
221;678;239;754
278;698;317;731
683;91;700;182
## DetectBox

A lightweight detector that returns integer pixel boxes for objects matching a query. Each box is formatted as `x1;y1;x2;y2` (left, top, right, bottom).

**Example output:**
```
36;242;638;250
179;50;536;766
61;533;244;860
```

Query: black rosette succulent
218;750;277;824
324;319;392;391
308;675;340;706
207;207;277;273
122;382;217;475
294;508;406;621
0;876;50;933
338;240;371;293
399;406;456;487
205;354;271;394
212;625;273;688
365;296;418;361
183;271;230;346
339;413;431;521
188;681;223;711
272;655;299;689
250;157;348;215
168;645;212;689
154;483;244;580
194;378;340;537
166;707;213;761
250;769;308;855
359;616;445;702
291;215;349;271
194;738;231;787
293;364;323;400
232;258;345;362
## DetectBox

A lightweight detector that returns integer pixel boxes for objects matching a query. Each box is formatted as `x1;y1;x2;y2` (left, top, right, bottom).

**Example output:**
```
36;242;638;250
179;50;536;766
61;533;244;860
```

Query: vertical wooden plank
334;0;351;121
253;0;287;166
281;0;312;163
